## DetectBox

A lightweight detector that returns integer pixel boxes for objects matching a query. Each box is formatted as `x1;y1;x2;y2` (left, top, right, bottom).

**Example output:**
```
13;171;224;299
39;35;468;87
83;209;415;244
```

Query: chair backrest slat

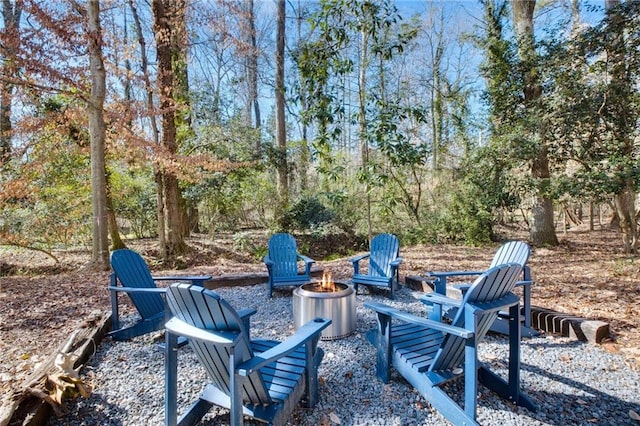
431;263;521;372
111;249;165;320
489;241;530;269
268;233;299;277
166;284;272;404
369;233;400;278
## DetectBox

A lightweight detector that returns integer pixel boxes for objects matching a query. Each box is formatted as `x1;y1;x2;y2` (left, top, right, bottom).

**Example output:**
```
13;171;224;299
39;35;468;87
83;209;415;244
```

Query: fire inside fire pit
292;272;356;340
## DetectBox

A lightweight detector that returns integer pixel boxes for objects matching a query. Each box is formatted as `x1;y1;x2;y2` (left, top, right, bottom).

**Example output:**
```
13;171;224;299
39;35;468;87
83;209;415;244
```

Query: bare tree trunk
245;0;261;158
275;0;288;220
128;0;165;259
359;27;372;242
153;0;185;257
168;0;193;239
513;0;558;246
0;0;21;164
83;0;109;269
295;0;309;191
106;185;125;250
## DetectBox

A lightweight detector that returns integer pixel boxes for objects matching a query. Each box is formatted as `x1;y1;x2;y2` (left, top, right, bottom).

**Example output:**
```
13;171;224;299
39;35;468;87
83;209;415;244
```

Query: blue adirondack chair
164;283;331;426
351;233;402;299
263;233;315;297
426;240;536;336
108;248;211;341
365;263;536;426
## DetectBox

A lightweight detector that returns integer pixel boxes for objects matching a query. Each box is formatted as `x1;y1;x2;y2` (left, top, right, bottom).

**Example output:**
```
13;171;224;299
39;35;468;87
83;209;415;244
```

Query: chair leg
165;332;179;426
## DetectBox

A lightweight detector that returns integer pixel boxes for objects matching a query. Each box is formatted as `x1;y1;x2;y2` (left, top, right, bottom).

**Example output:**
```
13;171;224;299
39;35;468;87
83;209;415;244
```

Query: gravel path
50;284;640;426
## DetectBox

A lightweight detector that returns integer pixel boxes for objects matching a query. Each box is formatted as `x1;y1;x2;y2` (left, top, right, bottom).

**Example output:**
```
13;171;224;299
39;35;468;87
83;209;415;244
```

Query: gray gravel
50;284;640;426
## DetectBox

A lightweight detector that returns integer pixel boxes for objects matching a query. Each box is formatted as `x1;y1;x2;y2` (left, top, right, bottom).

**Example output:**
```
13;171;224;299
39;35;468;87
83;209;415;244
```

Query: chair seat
391;323;444;373
251;339;307;403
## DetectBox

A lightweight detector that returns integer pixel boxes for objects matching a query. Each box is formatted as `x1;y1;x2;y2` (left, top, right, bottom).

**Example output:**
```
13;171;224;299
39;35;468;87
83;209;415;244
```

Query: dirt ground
1;227;639;409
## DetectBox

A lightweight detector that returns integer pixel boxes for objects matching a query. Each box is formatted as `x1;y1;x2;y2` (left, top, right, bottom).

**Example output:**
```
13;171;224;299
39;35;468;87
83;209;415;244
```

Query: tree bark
85;0;110;269
128;0;166;259
245;0;261;158
512;0;558;246
359;26;372;242
275;0;288;219
152;0;185;256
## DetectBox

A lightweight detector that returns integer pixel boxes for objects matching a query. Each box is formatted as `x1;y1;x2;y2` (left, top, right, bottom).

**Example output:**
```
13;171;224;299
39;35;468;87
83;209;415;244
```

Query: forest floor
1;226;639;408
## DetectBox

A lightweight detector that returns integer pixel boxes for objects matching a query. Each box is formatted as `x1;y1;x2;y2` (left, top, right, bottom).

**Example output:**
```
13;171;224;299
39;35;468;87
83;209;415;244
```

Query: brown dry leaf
602;343;619;353
329;412;342;424
559;354;572;362
344;371;353;379
318;376;326;385
630;410;640;421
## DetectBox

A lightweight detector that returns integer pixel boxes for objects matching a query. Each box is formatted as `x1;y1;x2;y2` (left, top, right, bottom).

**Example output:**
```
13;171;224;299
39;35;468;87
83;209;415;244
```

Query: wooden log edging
1;311;112;426
204;267;324;289
530;306;610;344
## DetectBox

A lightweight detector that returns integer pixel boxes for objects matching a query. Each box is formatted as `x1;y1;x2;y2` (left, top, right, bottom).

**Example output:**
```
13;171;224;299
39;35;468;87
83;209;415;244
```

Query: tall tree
129;0;166;258
244;0;261;157
0;0;21;164
512;0;558;246
75;0;109;269
275;0;288;220
152;0;186;256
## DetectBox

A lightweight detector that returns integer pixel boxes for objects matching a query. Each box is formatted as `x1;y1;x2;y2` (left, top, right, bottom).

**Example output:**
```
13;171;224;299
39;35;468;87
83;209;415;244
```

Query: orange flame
321;271;334;291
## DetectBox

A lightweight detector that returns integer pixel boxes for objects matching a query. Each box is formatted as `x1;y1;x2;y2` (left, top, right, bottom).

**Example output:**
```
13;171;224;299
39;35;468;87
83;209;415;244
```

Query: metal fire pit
292;281;356;340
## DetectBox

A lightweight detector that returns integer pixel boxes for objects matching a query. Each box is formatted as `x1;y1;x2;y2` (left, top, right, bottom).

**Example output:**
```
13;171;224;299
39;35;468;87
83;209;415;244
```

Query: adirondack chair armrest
421;293;463;308
365;302;473;339
237;318;331;376
108;286;167;294
297;254;315;265
390;257;403;267
350;253;370;264
165;317;241;346
263;255;274;267
515;279;533;288
237;308;257;319
350;253;370;275
467;292;520;315
152;275;212;286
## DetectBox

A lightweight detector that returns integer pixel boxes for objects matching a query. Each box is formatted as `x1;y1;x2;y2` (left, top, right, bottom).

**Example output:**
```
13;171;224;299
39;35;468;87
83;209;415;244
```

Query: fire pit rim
296;280;352;298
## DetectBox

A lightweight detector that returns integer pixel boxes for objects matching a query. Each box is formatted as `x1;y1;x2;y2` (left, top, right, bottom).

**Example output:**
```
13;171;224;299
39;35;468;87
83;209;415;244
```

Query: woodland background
0;0;640;267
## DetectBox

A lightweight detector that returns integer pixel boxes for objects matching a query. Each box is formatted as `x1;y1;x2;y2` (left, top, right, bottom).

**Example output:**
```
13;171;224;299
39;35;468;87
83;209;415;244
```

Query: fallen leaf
576;399;588;405
559;354;572;362
630;410;640;421
344;371;353;379
329;412;341;424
